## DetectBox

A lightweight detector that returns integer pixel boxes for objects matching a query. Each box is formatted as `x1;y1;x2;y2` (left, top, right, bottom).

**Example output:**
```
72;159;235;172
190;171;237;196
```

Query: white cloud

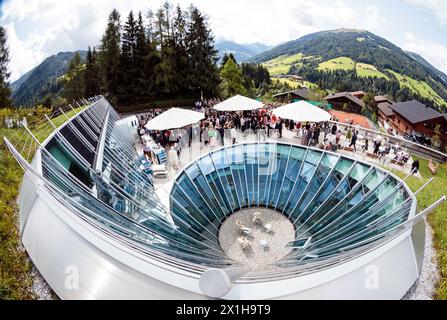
364;5;379;31
406;0;447;26
403;32;447;74
3;22;46;82
0;0;382;81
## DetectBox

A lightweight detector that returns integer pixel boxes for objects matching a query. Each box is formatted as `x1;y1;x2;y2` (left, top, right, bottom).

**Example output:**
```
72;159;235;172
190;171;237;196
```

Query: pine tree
155;3;179;98
172;5;189;95
144;10;161;100
99;9;121;104
186;5;219;97
63;52;84;102
84;47;101;97
0;26;12;107
119;11;138;102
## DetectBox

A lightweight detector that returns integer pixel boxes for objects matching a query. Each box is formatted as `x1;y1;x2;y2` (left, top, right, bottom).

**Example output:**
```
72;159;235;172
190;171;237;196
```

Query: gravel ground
30;265;55;300
218;208;295;272
403;218;440;300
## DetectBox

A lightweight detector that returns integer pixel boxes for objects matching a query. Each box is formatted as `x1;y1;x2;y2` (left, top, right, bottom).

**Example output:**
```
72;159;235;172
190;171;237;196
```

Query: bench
390;159;404;166
428;160;439;175
367;152;379;159
343;146;355;152
152;164;168;178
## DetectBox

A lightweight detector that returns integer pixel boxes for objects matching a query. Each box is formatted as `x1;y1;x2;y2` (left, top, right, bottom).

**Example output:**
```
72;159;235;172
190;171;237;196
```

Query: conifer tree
220;58;247;98
119;11;138;102
99;9;121;104
63;52;84;102
186;5;219;97
84;47;101;97
0;26;12;107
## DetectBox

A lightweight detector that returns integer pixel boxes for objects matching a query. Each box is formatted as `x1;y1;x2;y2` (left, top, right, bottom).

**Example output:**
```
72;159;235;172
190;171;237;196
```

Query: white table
260;239;269;249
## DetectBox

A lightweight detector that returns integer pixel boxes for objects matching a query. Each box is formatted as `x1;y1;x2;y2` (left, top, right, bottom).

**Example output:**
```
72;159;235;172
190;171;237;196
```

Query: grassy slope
263;53;446;107
391;159;447;299
0;106;85;299
263;53;304;75
387;69;447;107
271;77;317;90
317;56;355;71
356;63;389;80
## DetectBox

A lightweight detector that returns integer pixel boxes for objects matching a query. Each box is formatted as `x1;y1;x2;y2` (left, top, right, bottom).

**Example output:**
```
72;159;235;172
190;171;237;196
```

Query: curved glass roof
171;142;413;267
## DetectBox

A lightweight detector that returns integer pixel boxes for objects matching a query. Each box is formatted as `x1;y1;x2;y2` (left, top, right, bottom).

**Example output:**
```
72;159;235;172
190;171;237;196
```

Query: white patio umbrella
213;95;264;111
272;101;331;123
144;107;205;130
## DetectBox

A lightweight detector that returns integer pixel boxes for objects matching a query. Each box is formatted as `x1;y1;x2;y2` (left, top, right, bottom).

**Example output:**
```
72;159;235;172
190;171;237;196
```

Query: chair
236;218;252;236
152;164;168;178
252;212;263;225
428;159;439;175
260;239;269;250
237;236;251;250
264;223;273;233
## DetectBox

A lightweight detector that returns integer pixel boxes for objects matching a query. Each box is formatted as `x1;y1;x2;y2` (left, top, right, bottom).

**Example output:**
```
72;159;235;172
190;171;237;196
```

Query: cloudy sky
1;0;447;82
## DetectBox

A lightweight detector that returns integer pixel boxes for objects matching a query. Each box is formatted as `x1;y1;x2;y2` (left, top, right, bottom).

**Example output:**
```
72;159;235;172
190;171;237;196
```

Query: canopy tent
272;101;331;123
213;95;264;111
144;107;205;130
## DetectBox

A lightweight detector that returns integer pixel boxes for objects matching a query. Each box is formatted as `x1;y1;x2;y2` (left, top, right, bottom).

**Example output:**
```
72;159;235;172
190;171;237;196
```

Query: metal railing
328;120;447;163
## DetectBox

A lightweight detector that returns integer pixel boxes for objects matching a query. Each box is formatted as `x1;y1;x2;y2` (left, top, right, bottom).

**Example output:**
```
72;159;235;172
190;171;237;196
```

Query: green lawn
391;159;447;299
0;106;86;299
356;63;389;80
317;56;355;71
0;129;35;299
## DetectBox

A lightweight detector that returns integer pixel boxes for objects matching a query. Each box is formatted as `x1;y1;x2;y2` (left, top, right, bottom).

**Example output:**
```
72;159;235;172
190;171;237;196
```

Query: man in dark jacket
349;131;358;151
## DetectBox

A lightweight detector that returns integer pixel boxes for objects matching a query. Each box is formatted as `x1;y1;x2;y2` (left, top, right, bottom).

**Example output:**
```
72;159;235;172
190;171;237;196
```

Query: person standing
169;146;180;171
373;139;381;155
302;127;308;146
231;125;237;145
277;119;283;138
203;126;209;146
218;125;225;146
411;159;420;175
349;131;358;151
331;123;337;135
187;125;193;147
208;126;217;148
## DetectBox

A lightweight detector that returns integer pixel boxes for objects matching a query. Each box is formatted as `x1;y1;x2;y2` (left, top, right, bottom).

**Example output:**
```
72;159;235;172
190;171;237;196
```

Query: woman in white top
208;126;217;148
168;146;180;170
231;126;237;144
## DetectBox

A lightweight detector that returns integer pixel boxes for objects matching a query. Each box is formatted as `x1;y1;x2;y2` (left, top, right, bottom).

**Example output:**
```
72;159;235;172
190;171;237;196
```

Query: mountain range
215;41;273;63
10;29;447;110
252;29;447;109
11;50;87;107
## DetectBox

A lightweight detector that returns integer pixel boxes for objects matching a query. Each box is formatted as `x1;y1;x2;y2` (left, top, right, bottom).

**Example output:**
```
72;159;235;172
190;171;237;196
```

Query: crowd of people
135;99;415;174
